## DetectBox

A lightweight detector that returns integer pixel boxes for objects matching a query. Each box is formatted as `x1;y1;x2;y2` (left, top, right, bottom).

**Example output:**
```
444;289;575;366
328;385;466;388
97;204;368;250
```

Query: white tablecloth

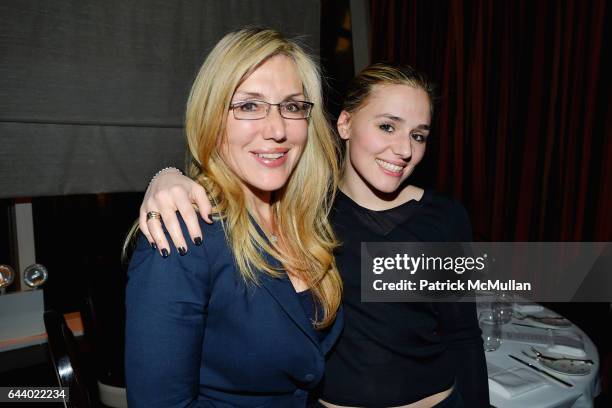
484;305;601;408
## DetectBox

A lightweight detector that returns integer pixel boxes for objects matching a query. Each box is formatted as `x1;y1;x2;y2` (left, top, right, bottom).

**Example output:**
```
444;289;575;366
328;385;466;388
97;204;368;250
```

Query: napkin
488;366;548;398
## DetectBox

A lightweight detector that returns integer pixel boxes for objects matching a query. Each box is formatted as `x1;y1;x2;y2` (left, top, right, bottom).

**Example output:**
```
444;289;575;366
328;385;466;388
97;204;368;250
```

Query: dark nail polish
178;247;187;256
151;242;157;250
194;237;202;246
161;248;169;258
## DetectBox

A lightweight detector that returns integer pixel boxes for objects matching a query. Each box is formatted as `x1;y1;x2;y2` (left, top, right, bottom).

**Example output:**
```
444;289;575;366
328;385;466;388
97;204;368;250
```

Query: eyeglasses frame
229;99;314;120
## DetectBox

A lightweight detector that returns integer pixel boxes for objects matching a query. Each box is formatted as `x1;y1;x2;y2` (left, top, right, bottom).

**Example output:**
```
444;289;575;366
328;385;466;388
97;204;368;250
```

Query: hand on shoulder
139;168;214;257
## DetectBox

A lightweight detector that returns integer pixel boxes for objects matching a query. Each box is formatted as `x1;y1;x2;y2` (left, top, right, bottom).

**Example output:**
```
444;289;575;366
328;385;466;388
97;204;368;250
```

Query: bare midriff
319;385;453;408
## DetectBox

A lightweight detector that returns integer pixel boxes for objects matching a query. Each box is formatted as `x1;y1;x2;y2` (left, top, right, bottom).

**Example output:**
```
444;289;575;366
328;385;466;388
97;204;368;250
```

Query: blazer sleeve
125;233;211;408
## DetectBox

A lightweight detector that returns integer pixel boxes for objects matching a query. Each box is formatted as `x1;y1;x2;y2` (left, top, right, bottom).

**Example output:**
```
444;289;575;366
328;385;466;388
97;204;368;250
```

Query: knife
508;354;573;387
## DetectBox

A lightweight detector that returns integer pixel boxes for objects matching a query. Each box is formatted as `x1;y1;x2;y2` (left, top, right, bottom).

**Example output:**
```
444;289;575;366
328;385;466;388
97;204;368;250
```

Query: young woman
139;64;489;407
125;28;344;407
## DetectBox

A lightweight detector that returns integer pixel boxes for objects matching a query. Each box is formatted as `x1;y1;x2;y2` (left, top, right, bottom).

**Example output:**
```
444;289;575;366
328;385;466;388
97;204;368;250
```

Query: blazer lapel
259;268;321;350
252;218;343;353
260;269;345;355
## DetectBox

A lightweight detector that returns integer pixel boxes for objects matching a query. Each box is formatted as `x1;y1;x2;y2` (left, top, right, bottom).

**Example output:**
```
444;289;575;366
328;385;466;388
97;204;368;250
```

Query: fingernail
150;242;157;250
161;248;169;258
178;247;187;256
194;237;202;246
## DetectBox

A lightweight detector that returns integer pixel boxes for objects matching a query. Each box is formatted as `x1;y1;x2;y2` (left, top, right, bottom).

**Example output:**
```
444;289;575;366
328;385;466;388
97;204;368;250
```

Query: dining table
482;301;601;408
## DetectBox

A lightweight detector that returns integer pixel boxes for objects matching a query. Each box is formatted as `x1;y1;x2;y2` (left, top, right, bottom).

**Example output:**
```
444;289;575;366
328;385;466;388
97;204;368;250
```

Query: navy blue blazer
125;217;344;407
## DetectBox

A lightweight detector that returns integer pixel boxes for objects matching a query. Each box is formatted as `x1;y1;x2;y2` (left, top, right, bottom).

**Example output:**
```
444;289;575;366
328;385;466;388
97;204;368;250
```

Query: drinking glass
493;291;514;324
479;310;502;352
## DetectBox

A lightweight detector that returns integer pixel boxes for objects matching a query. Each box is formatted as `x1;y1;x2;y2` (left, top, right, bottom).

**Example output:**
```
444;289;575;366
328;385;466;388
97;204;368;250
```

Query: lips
251;148;290;168
375;158;405;174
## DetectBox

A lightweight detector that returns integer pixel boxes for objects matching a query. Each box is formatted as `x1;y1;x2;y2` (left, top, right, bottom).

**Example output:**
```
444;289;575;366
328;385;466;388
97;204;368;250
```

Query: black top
321;190;489;407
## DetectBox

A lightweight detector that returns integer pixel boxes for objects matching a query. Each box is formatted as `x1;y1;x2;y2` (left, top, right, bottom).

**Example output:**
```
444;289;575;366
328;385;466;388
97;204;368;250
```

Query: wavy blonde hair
185;27;342;328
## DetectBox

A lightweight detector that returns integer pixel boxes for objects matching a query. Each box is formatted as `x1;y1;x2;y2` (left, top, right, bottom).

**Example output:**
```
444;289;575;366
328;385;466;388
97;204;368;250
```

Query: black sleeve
437;301;490;407
438;200;489;406
450;200;473;242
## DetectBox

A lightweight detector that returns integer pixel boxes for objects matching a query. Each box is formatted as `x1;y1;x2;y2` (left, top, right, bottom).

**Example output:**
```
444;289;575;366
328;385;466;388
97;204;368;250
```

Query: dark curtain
369;0;611;242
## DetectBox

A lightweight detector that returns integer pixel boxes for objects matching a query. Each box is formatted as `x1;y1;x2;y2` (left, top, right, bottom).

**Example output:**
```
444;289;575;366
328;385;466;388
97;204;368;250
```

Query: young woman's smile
338;84;431;207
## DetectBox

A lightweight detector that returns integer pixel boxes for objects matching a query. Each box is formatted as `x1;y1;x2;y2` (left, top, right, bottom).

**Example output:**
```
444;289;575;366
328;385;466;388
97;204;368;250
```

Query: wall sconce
0;264;16;294
23;263;48;289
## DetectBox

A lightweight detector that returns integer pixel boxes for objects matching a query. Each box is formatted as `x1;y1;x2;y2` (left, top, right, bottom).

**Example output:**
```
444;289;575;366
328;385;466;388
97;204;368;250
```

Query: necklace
257;213;277;244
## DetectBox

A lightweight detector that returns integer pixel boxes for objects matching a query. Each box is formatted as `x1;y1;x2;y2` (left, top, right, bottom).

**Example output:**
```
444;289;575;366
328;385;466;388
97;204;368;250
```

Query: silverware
514;312;567;321
512;322;562;330
521;349;539;360
508;354;573;387
530;346;594;364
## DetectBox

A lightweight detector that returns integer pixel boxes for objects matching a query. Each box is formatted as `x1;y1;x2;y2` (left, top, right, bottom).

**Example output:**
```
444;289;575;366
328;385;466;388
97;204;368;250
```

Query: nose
263;105;287;142
391;135;412;160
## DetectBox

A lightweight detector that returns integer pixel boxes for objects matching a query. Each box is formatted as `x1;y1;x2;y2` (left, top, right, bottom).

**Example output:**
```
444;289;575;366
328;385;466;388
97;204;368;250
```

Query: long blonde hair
186;27;342;328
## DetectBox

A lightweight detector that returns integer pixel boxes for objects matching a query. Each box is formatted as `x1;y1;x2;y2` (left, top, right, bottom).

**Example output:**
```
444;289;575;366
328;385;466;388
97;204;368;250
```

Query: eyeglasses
229;100;314;120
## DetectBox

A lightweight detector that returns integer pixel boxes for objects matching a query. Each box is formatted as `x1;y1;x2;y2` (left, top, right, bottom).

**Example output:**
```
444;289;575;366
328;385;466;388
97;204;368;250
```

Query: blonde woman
140;64;489;407
125;28;343;407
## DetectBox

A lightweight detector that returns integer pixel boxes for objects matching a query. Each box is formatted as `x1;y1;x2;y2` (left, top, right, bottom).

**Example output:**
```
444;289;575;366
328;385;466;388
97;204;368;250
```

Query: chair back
81;286;126;387
44;310;92;408
81;280;128;408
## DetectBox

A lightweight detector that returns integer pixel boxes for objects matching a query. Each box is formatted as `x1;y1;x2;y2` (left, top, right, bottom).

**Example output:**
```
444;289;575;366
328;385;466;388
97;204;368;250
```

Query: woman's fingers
191;185;213;224
147;216;172;258
139;170;213;257
139;203;155;247
154;189;188;256
141;198;172;257
172;186;203;247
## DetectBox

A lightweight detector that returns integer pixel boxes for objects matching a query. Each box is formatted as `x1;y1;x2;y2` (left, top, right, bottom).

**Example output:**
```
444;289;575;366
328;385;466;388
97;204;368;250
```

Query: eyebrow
375;114;430;131
233;91;305;100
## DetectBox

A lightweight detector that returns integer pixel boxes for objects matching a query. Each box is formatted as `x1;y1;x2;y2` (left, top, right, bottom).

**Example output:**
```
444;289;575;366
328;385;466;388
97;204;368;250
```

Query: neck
243;185;274;232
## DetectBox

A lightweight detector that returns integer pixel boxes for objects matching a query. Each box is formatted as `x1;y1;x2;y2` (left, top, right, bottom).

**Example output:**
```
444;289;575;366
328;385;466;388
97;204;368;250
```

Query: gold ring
146;211;162;220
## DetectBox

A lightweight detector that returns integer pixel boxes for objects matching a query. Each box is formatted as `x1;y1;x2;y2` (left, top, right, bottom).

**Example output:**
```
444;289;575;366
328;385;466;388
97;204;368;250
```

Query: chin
372;182;402;194
248;177;291;193
367;173;411;195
